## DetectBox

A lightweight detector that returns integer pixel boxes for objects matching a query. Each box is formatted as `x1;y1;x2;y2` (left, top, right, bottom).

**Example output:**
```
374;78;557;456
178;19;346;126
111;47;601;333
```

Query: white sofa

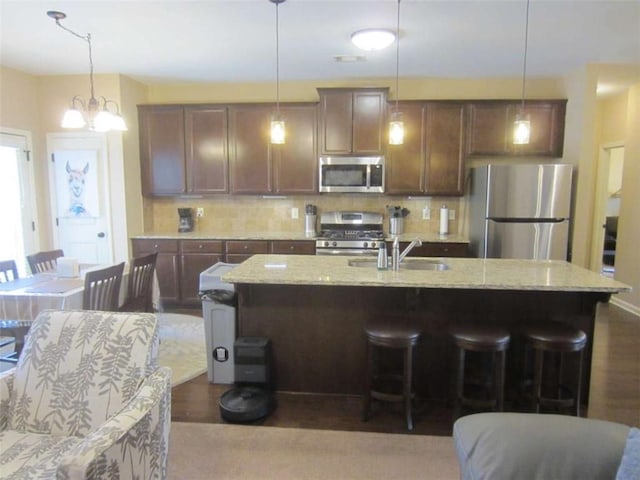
0;309;171;479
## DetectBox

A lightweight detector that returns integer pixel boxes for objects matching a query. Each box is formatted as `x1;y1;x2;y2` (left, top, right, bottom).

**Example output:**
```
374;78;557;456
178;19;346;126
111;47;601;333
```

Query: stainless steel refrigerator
469;164;573;260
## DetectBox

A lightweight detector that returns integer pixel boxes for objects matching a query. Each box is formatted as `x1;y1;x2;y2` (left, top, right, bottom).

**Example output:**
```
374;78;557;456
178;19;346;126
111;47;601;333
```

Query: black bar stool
523;321;587;416
450;323;511;420
362;320;421;431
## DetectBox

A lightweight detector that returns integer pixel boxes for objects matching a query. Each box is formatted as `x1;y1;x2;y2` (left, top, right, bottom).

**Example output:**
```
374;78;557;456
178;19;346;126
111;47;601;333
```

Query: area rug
157;313;207;387
168;422;460;479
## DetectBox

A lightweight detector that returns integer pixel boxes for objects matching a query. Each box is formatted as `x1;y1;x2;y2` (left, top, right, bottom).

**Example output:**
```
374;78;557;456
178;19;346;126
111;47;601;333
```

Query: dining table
0;264;129;322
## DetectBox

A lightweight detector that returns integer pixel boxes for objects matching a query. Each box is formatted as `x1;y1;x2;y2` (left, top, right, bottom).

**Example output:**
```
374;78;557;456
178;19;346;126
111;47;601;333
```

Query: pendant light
513;0;531;145
270;0;286;144
47;11;127;132
389;0;404;145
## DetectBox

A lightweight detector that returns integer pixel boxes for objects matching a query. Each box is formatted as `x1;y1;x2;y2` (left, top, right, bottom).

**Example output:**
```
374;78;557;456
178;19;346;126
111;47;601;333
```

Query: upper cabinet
228;103;317;194
465;100;566;158
317;88;387;155
386;101;465;196
139;105;228;196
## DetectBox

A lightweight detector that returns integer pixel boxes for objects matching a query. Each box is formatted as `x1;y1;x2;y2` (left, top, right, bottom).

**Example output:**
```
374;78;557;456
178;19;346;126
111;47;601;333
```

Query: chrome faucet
391;237;422;271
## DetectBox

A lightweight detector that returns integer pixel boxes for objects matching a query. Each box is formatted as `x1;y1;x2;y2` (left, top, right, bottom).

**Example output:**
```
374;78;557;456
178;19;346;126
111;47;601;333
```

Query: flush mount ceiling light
47;11;127;132
351;29;396;51
513;0;531;145
269;0;286;145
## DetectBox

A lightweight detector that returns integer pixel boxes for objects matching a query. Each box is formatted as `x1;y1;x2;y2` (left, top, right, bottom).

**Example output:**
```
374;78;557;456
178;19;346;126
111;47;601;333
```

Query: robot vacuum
219;386;274;423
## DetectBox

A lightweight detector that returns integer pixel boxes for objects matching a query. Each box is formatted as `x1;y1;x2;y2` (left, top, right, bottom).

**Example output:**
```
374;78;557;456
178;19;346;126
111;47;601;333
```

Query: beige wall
615;83;640;309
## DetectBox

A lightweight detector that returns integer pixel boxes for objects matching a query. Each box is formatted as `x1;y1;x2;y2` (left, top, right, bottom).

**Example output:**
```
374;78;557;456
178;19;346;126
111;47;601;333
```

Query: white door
48;133;113;265
0;130;38;277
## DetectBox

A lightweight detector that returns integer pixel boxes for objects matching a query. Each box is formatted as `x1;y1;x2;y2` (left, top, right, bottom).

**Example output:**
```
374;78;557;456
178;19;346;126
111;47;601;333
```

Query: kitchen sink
347;258;449;271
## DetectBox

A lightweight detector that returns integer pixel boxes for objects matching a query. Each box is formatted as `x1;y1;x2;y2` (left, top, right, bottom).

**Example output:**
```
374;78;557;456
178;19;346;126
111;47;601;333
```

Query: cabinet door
352;90;386;154
386;103;426;195
425;103;465;195
138;106;186;195
318;90;353;155
229;105;272;193
185;106;228;194
465;103;510;157
273;105;318;194
508;102;565;157
180;246;224;304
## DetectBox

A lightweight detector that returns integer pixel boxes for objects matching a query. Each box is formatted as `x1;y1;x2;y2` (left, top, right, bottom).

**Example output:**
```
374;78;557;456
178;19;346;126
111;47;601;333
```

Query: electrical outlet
448;209;456;220
196;207;204;218
422;207;430;220
291;207;299;219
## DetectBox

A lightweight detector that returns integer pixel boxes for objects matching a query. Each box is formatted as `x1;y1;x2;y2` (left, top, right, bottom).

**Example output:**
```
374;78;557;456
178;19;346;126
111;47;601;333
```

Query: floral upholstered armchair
0;309;171;479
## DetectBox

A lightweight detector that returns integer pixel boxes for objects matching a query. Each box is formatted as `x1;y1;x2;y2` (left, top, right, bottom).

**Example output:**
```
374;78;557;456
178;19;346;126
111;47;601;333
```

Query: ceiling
1;1;639;95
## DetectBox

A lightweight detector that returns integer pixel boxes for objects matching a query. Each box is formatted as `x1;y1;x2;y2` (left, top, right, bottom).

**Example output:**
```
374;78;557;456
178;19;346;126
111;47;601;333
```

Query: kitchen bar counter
222;255;629;404
223;254;630;293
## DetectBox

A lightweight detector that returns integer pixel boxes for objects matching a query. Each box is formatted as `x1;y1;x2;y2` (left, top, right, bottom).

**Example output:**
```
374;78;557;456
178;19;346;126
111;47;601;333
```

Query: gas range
315;211;385;255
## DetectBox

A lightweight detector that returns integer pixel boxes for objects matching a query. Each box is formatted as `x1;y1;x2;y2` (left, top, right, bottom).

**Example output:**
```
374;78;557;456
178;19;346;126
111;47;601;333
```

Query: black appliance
218;337;275;423
178;208;194;233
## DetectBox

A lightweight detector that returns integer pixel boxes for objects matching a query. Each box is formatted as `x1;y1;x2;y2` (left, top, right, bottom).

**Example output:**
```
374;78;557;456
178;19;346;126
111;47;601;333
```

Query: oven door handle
315;249;378;256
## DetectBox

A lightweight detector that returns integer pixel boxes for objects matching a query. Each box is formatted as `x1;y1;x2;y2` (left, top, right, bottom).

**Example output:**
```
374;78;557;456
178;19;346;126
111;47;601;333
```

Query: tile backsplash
148;195;464;236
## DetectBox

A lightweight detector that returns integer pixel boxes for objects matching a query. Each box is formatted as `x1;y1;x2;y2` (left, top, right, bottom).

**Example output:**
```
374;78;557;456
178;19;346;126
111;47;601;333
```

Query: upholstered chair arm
56;367;172;480
0;369;15;431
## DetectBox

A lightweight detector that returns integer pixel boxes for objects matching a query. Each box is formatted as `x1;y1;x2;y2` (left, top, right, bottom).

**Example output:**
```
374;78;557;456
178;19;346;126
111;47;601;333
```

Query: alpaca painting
54;150;99;218
66;161;90;216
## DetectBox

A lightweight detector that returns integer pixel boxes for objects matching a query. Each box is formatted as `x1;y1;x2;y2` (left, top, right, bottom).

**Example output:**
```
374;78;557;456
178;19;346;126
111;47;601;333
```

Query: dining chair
26;249;64;274
120;252;158;313
0;259;19;282
82;262;125;311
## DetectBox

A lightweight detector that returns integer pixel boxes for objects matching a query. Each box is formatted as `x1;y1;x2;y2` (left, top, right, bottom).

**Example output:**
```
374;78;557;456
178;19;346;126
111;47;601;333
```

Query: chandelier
47;11;127;132
269;0;286;144
513;0;531;145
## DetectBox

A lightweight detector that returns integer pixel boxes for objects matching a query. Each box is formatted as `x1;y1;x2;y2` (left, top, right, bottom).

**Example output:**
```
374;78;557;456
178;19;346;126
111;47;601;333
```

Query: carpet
168;422;460;479
157;312;207;387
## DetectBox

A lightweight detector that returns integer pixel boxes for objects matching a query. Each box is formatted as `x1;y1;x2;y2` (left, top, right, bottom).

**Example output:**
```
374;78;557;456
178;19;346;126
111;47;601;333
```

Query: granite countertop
222;254;631;293
132;232;469;243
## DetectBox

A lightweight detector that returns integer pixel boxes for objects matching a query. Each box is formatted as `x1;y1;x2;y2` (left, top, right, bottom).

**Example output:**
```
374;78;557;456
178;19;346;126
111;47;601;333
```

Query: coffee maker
178;208;194;233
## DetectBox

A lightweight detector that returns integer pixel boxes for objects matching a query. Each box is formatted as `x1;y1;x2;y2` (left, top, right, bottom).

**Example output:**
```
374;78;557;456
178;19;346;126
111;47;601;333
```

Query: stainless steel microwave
318;156;385;193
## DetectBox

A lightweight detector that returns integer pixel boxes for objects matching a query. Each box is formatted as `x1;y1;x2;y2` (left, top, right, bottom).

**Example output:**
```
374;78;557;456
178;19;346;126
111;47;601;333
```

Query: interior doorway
0;130;38;277
591;143;624;276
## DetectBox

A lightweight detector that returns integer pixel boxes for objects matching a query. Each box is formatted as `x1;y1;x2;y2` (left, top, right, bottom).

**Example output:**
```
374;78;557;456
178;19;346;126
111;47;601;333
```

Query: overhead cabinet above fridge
468;163;573;260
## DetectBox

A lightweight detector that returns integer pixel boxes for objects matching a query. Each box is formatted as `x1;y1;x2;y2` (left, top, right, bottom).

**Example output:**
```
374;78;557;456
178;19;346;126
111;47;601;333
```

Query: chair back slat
0;260;19;282
83;262;125;311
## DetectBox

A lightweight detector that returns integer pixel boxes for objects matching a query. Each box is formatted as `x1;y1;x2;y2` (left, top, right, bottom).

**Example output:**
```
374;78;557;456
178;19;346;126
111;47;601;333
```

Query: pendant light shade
47;11;127;133
270;0;286;144
513;0;531;145
389;0;404;145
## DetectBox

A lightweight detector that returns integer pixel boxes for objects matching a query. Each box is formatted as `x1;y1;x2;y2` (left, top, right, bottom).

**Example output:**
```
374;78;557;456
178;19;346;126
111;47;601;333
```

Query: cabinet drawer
180;240;224;253
132;238;179;254
226;240;269;254
270;241;316;255
402;242;469;258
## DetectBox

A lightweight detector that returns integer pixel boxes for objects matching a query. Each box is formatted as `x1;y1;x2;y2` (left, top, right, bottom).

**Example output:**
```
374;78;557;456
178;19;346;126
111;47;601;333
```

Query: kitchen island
223;255;630;404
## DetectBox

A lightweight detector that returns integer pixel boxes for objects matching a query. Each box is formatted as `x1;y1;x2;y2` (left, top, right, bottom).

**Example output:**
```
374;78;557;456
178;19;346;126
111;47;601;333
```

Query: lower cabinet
400;242;470;258
131;239;180;304
225;240;270;264
180;240;224;304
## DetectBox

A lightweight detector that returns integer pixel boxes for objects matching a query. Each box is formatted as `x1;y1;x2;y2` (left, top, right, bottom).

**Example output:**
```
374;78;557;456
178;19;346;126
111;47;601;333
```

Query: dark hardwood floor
171;302;639;435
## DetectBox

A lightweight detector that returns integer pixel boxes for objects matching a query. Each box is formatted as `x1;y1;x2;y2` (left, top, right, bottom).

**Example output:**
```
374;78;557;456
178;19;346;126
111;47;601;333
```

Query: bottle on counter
377;242;388;270
440;205;449;235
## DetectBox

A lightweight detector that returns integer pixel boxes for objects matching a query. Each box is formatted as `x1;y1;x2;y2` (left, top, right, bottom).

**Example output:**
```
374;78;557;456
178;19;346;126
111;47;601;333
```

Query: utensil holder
390;217;404;236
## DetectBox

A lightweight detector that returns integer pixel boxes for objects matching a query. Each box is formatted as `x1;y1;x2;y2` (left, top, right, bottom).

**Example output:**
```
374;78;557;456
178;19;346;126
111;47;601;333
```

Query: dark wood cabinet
139;105;229;196
387;102;465;196
465;100;566;158
180;240;224;304
185;106;228;194
229;104;317;194
131;238;180;304
225;240;269;264
269;240;316;255
318;88;387;155
400;242;469;258
139;106;186;195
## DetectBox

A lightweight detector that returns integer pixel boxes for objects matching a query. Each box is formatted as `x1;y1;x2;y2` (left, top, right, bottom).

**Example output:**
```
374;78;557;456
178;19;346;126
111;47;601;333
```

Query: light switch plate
291;207;299;219
196;207;204;218
448;209;456;220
